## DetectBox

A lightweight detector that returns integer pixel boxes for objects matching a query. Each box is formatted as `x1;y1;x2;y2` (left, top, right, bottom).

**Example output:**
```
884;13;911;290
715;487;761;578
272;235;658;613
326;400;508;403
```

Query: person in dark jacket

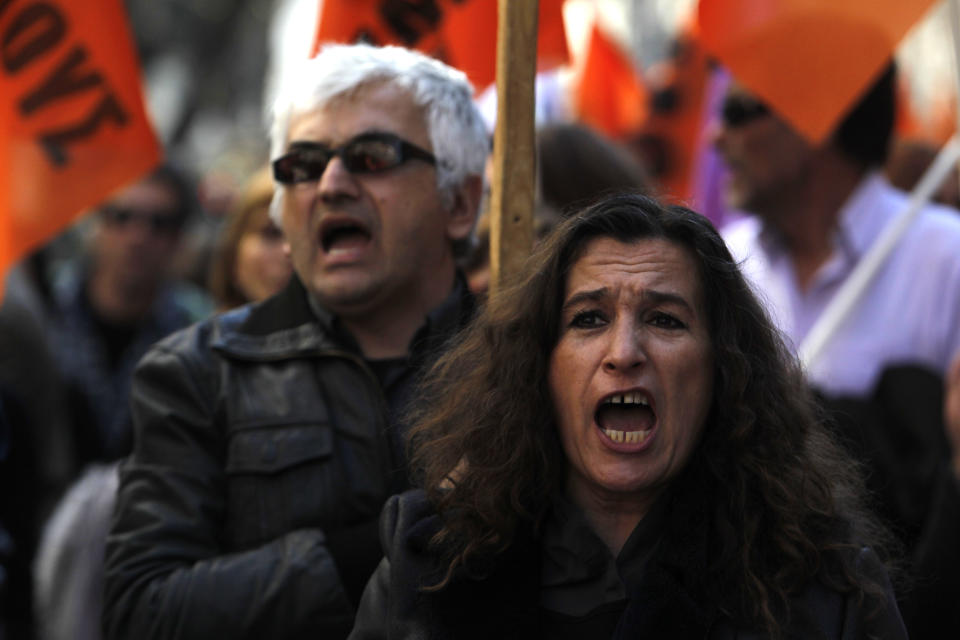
350;193;907;639
51;165;212;465
103;43;487;640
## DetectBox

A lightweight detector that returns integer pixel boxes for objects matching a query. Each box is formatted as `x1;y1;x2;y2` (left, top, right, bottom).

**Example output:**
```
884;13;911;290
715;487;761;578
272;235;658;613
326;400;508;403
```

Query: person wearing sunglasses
715;62;960;638
46;165;212;467
103;43;488;640
715;61;960;395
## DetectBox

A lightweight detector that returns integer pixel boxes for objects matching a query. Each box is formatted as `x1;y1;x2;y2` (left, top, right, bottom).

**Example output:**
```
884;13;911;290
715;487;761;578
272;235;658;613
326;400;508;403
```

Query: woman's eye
650;313;685;329
258;225;284;241
569;310;606;328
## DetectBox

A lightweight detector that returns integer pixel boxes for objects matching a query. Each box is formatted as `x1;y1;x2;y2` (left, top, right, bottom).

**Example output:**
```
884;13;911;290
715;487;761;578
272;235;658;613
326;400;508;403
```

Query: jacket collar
210;276;334;361
238;275;316;335
213;272;474;362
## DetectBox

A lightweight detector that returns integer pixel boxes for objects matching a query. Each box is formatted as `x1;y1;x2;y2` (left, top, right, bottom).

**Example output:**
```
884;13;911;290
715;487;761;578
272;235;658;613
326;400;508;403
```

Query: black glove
325;518;383;607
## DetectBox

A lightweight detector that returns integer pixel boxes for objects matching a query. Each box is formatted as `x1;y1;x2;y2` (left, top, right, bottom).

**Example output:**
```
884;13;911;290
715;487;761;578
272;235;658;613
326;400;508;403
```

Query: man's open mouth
595;392;655;444
320;219;372;253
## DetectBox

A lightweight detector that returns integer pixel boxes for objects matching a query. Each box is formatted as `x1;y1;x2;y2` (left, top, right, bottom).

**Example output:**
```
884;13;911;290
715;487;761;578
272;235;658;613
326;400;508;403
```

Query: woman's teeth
602;428;650;444
603;392;649;406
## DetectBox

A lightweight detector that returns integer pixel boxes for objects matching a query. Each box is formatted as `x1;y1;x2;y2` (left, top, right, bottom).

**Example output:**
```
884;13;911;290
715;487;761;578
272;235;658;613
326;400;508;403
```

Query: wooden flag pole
488;0;538;297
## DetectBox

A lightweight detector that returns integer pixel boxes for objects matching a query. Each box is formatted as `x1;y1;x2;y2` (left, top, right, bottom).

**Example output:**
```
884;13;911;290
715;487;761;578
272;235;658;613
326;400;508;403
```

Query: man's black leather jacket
103;276;470;639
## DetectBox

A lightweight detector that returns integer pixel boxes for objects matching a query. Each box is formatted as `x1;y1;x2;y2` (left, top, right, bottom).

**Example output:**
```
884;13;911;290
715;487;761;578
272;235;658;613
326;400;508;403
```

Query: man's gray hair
268;43;489;227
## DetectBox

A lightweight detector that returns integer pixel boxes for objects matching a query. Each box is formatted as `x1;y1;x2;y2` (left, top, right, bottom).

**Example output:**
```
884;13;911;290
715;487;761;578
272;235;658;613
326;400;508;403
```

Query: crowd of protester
0;36;958;640
0;158;294;640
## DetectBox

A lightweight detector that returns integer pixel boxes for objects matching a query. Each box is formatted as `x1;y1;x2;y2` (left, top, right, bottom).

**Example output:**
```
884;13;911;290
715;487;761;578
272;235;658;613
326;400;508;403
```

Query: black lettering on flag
1;2;66;73
379;0;442;46
19;45;102;115
38;90;128;166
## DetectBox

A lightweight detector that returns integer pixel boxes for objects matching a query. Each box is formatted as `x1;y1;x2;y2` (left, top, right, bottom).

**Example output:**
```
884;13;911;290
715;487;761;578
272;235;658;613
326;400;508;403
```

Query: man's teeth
603;392;649;406
602;428;650;444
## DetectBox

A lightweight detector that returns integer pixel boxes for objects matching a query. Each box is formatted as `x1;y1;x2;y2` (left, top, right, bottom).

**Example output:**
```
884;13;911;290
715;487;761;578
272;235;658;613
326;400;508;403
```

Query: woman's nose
602;319;645;372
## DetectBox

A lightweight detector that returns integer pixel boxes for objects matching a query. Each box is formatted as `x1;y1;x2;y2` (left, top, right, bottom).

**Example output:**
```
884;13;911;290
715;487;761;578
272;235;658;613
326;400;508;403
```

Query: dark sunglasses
100;205;183;234
720;94;770;128
272;132;437;184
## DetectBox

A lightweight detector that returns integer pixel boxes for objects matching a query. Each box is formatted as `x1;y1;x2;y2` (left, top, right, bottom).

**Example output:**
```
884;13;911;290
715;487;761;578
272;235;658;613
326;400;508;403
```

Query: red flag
312;0;569;92
698;0;939;143
0;0;161;299
573;23;648;139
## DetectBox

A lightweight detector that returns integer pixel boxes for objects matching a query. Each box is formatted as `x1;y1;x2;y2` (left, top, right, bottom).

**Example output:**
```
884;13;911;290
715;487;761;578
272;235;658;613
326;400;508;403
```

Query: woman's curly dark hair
407;192;895;636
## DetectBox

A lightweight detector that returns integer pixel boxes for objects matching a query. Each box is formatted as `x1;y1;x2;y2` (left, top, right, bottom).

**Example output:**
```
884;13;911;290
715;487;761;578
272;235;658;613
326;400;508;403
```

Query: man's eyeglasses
100;205;183;235
272;132;437;184
720;94;771;128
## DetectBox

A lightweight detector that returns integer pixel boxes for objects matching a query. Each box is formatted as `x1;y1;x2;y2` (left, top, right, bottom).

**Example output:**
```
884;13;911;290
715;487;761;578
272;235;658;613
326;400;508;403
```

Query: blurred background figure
207;165;292;311
537;121;654;218
23;165;214;640
714;61;960;640
0;296;74;640
32;463;119;640
0;393;11;639
463;121;653;297
49;165;213;467
885;137;960;211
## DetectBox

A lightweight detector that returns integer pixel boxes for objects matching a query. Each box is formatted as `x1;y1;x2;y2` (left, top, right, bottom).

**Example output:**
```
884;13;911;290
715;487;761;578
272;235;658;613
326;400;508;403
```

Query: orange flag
573;22;648;139
0;0;161;298
312;0;569;92
698;0;939;143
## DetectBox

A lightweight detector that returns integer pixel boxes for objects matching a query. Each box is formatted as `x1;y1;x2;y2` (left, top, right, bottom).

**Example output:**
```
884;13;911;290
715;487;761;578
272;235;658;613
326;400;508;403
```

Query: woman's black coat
349;490;907;640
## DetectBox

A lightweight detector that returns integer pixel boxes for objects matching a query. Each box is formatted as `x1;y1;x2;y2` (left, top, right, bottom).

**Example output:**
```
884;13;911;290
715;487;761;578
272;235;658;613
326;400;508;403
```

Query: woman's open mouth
595;391;655;445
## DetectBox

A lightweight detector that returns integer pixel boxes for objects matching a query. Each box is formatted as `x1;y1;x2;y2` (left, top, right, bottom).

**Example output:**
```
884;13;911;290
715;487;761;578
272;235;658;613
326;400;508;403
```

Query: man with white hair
103;44;488;639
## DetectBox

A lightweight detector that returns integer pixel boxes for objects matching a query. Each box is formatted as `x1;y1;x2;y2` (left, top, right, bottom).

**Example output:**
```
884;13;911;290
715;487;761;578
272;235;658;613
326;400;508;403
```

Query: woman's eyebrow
642;289;693;311
562;287;694;313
